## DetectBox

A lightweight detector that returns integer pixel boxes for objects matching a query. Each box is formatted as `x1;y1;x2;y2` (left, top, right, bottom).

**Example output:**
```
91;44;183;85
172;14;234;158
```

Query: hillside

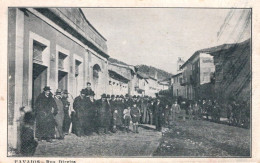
108;58;172;81
136;65;172;81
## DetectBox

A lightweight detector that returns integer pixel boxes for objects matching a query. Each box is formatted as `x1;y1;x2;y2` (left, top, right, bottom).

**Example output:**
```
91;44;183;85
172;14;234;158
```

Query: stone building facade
171;73;185;97
180;52;215;100
107;62;133;96
8;8;109;151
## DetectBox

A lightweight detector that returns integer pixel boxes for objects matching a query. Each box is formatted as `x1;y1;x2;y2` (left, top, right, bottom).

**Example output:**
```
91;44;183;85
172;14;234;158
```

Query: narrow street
34;124;162;157
34;120;250;157
7;8;251;158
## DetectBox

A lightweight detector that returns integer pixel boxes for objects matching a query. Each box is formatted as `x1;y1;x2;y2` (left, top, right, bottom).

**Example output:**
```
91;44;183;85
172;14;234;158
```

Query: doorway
32;63;47;111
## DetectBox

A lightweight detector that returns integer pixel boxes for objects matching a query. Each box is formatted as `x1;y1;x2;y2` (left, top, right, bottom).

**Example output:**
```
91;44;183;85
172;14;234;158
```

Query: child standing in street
20;111;38;156
123;106;131;133
131;103;141;133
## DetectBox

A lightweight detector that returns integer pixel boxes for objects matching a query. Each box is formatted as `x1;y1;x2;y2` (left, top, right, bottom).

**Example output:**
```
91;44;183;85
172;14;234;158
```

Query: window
179;77;182;84
202;72;208;82
75;60;81;77
93;64;101;79
93;69;99;78
58;52;67;69
33;40;46;63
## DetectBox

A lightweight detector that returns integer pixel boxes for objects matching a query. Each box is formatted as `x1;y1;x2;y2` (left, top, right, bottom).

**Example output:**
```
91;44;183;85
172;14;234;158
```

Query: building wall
128;73;137;96
213;40;250;102
145;78;159;97
56;8;107;52
199;53;215;85
88;52;108;99
8;8;108;151
107;77;128;96
133;77;146;96
107;63;132;96
172;75;185;97
181;53;215;100
182;64;193;99
22;9;88;102
107;63;131;96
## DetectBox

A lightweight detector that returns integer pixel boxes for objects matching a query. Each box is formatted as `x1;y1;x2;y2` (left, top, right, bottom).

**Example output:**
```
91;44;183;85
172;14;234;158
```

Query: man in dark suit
35;86;57;142
154;98;164;131
85;90;97;135
96;94;112;135
73;89;87;137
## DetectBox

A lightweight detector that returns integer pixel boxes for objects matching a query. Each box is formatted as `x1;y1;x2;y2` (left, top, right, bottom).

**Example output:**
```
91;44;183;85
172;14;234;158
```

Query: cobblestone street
34;124;162;157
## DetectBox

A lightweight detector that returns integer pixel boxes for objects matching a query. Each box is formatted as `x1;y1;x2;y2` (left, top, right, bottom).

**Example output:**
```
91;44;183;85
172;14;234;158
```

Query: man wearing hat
147;98;155;125
106;94;111;104
54;89;65;139
109;94;117;132
118;95;125;129
171;100;181;122
73;89;87;136
141;96;149;124
110;95;116;113
131;101;141;133
84;82;94;97
111;95;123;133
96;94;112;134
61;90;72;135
84;90;97;135
122;94;130;109
132;95;137;104
34;86;58;142
154;98;164;131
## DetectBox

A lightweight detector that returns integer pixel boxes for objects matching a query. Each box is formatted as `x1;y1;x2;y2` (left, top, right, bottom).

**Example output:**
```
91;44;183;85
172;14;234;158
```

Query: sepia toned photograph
7;7;251;157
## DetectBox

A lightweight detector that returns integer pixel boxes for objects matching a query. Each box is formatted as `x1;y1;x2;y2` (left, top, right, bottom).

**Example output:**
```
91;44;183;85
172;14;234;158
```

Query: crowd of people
168;97;250;128
19;82;250;156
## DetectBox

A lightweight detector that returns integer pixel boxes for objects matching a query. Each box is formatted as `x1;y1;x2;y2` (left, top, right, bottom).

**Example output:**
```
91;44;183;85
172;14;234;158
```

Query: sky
82;8;251;74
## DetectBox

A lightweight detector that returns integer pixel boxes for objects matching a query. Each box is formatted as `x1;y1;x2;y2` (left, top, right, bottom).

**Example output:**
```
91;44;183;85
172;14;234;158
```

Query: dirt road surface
153;120;250;157
34;124;161;157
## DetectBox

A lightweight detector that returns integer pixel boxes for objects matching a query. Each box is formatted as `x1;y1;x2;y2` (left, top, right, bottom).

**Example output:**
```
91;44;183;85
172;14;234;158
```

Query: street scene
8;8;251;157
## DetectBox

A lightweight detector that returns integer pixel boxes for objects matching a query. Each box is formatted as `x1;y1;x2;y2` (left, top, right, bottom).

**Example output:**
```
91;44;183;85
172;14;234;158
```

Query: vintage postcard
0;0;259;162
